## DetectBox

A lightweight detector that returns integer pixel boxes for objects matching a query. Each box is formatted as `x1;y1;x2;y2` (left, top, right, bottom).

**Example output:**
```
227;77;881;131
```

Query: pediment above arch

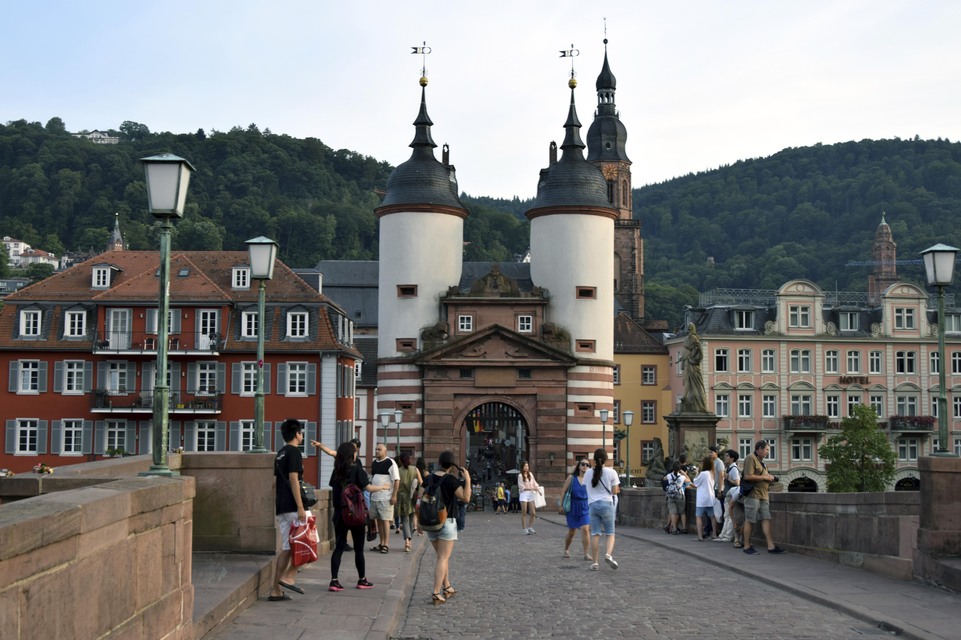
415;324;576;366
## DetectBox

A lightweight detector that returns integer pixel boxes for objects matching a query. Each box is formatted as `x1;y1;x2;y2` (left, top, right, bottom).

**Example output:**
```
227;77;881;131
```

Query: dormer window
232;267;251;289
839;311;859;332
734;309;755;330
19;309;41;337
287;311;308;339
93;266;110;288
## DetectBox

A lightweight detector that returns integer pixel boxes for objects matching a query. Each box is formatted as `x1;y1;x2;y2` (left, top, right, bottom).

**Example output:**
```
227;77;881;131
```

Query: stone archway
462;401;530;488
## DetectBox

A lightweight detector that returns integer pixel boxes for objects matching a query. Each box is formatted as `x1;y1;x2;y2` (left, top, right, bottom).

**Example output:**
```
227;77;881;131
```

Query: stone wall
618;487;920;580
0;475;195;640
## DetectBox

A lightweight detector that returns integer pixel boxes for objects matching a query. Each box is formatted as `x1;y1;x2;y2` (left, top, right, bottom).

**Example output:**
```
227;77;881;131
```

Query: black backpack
418;474;448;532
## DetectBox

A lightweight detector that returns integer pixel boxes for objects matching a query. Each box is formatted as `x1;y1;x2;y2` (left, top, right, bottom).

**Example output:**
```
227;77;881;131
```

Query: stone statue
645;438;666;487
680;322;707;413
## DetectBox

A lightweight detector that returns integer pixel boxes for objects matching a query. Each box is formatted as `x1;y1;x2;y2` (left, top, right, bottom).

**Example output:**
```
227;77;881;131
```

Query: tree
22;263;55;282
818;404;896;492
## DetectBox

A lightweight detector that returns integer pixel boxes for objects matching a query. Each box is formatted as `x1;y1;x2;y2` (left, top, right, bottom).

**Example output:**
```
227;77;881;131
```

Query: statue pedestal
664;412;720;463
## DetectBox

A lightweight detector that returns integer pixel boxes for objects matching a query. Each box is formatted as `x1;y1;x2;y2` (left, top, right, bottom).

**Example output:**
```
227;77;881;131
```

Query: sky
3;1;961;200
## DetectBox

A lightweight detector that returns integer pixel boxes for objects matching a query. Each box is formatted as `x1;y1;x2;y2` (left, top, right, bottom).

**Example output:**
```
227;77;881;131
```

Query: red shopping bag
290;515;319;567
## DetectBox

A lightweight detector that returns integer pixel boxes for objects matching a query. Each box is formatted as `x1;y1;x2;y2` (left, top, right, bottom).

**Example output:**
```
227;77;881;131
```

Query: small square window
458;315;473;333
232;267;250;289
576;287;597;300
575;340;596;353
518;369;532;380
19;309;41;337
517;315;533;333
459;368;473;379
642;366;656;385
287;311;308;339
396;339;416;352
397;285;418;298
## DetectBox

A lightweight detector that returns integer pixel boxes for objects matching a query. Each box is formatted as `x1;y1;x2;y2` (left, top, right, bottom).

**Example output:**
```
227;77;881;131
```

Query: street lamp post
922;243;959;457
142;154;194;477
379;410;404;456
599;408;609;450
246;236;278;454
622;410;634;488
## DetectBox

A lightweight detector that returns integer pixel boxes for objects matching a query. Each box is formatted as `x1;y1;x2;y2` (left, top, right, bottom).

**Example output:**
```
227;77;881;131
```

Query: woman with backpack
396;452;423;553
328;441;390;592
419;450;471;605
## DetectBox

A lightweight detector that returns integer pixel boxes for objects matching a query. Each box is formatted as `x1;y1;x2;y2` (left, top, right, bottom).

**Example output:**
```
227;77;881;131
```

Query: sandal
733;542;743;548
369;544;383;552
590;563;599;571
563;550;571;558
380;545;389;554
443;585;457;598
405;541;411;553
432;592;446;605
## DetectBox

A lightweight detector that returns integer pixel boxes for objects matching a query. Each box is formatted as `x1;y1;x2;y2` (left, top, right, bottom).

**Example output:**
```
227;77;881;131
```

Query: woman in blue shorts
419;450;472;605
584;448;620;571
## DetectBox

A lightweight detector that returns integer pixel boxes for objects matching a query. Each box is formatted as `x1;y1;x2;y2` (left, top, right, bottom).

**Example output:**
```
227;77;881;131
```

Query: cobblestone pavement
394;511;897;640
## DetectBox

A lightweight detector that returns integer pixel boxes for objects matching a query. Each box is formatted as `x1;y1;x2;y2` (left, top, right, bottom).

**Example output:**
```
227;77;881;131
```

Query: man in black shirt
269;419;307;601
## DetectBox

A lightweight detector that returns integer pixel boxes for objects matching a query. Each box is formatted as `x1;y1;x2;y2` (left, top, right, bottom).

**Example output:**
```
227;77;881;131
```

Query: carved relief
825;321;837;336
871;323;881;337
764;320;778;335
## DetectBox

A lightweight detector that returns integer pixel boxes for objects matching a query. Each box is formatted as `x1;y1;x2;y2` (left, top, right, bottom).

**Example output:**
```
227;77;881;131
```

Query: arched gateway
464;401;529;486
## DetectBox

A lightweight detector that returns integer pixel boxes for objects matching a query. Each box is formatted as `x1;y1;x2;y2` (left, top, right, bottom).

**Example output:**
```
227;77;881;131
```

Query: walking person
517;460;540;534
268;419;307;601
413;456;428;535
328;441;391;592
584;448;620;570
419;450;472;605
369;443;400;553
396;452;422;553
560;458;592;560
692;456;719;541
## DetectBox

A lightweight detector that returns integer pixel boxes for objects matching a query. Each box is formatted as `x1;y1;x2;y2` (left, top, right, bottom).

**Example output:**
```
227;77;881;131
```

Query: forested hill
0;119;530;272
2;120;961;329
637;137;961;327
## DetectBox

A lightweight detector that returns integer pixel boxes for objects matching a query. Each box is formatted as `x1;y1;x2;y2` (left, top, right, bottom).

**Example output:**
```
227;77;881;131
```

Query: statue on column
680;322;707;413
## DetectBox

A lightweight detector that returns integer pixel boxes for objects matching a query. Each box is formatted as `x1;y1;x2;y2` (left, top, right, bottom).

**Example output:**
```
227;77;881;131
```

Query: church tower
107;213;125;251
585;38;644;323
867;212;898;304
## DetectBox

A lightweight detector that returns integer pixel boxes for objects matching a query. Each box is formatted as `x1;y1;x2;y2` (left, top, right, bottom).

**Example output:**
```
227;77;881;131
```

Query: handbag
290;515;319;567
533;488;547;509
559;485;572;514
300;481;318;509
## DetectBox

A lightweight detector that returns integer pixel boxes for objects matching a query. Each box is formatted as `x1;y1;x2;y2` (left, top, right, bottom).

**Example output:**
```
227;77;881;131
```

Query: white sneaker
604;554;618;570
528;527;535;535
523;528;531;535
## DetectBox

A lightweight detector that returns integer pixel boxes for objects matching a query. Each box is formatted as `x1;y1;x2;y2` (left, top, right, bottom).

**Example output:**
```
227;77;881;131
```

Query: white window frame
197;363;217;396
20;309;41;337
734;310;755;330
196;420;217;452
869;350;883;374
65;310;86;338
93;267;109;288
789;305;811;328
952;352;961;375
287;362;308;396
715;394;729;418
825;350;839;374
762;394;776;418
847;394;862;416
737;349;752;373
61;418;84;455
826;395;840;418
64;360;85;394
761;350;776;373
896;395;918;416
287;311;308;339
241;311;258;338
790;349;811;373
642;365;656;385
241;362;257;396
458;315;473;333
870;394;884;417
16;418;39;453
612;365;620;385
895;351;916;374
738;437;753;460
738;394;752;418
766;437;778;462
894;308;916;330
105;419;126;452
898;437;919;461
715;348;729;372
232;267;250;289
945;314;961;333
953;396;961;419
791;394;812;415
240;420;256;452
839;311;859;332
791;437;814;462
517;315;533;333
18;360;40;394
846;350;861;374
641;400;656;424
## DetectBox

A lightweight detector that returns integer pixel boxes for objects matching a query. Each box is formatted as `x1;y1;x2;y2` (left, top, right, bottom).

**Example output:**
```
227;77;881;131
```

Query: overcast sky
3;1;960;200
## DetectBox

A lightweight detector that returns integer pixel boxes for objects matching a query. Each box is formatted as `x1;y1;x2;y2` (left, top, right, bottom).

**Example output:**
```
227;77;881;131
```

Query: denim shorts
426;517;457;541
695;505;714;518
589;500;615;536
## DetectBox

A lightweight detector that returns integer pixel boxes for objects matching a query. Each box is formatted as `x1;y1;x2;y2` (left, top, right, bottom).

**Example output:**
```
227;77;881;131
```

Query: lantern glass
246;236;278;280
921;244;959;286
622;410;634;427
142;154;194;218
379;412;391;427
599;408;609;422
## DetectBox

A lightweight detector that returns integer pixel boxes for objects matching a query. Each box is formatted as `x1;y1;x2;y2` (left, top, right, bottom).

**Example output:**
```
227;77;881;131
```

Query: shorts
426;517;458;542
695;505;714;518
743;496;770;523
369;500;394;521
729;500;745;526
276;512;300;551
519;490;536;503
589;500;615;536
666;495;685;515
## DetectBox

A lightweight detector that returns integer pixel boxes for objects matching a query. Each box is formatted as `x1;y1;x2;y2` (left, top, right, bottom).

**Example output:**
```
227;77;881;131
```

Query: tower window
576;287;597;300
396;338;416;352
397;285;418;298
575;340;596;353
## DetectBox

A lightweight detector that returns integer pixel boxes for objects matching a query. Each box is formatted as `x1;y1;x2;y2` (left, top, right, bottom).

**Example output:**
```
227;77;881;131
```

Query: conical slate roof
379;78;466;211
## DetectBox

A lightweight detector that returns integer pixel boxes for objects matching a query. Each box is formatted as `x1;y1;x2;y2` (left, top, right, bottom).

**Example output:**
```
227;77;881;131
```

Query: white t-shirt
584;467;620;504
369;457;399;503
693;470;714;508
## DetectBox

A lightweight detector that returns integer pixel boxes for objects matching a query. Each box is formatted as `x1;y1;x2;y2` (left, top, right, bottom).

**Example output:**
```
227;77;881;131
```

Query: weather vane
559;43;579;83
411;41;431;78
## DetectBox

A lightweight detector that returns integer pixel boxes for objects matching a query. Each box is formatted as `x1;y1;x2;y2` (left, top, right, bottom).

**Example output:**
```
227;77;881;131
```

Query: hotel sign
839;376;870;384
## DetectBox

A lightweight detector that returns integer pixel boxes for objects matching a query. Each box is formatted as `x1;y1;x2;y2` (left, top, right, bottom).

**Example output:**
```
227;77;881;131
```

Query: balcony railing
782;415;830;432
91;389;223;414
93;330;224;355
888;415;936;431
